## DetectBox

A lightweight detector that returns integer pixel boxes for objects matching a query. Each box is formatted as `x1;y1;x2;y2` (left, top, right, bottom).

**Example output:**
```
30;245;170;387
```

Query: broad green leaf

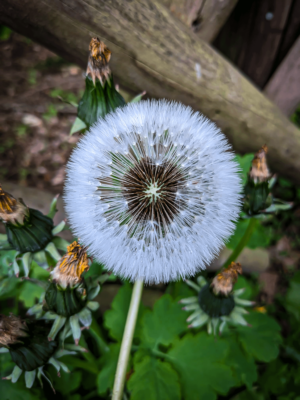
128;356;181;400
140;294;187;347
236;312;282;362
0;379;42;399
225;338;257;389
235;154;254;186
285;271;300;321
168;333;236;400
104;283;145;341
52;370;82;395
18;281;44;307
227;218;271;249
97;344;120;395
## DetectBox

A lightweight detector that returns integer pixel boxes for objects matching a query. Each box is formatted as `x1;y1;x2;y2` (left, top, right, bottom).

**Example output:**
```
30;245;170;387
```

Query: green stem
112;280;143;400
223;218;257;268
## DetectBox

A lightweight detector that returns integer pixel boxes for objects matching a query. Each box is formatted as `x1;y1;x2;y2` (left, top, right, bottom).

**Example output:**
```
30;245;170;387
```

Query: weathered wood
162;0;238;42
1;0;300;184
265;36;300;116
214;0;294;88
274;0;300;69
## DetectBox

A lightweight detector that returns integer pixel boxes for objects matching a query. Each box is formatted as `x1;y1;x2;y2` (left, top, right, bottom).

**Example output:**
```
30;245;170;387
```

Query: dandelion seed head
64;100;242;284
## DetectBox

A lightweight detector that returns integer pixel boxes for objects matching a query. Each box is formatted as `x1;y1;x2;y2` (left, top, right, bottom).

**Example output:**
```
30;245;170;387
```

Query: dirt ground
0;32;84;193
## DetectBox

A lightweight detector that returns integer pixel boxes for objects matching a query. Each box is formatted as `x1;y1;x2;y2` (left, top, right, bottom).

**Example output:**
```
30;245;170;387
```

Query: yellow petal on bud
0;314;28;347
254;306;267;314
0;186;28;225
211;262;243;296
51;241;90;287
249;145;271;183
86;37;111;85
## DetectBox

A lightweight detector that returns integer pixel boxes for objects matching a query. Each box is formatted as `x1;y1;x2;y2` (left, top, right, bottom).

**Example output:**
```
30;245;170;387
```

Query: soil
0;31;84;193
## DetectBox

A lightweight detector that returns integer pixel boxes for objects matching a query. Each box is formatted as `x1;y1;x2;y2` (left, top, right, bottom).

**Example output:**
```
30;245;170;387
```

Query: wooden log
1;0;300;184
162;0;239;42
265;36;300;116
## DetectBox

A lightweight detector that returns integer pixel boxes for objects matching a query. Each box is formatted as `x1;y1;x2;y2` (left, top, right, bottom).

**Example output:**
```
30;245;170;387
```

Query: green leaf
0;379;42;400
225;338;257;389
227;218;271;249
97;344;120;395
166;280;195;300
168;333;236;400
235;154;254;186
18;281;44;308
140;294;187;347
128;356;181;400
70;117;87;135
236;312;282;362
104;283;145;341
52;370;82;395
285;271;300;321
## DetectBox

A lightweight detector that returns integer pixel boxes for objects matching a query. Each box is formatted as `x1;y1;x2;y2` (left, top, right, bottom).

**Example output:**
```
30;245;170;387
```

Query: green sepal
243;180;271;215
77;75;126;128
25;370;36;388
47;196;59;219
11;365;23;383
48;315;67;340
6;208;54;253
9;321;57;371
45;281;87;317
198;284;235;318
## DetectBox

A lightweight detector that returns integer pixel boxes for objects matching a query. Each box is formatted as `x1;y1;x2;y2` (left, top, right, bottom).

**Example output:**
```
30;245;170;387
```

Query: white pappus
64;100;242;284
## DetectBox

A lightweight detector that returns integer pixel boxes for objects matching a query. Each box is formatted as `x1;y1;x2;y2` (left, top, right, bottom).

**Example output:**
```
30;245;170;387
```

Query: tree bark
265;35;300;116
162;0;239;42
1;0;300;184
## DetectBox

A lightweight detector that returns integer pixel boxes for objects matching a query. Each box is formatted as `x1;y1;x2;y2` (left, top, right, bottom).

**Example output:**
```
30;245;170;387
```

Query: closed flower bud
50;241;89;288
244;146;272;215
2;315;84;390
211;262;242;296
249;145;271;183
0;192;67;277
0;186;28;225
77;37;126;128
181;268;253;335
86;37;111;86
29;241;101;344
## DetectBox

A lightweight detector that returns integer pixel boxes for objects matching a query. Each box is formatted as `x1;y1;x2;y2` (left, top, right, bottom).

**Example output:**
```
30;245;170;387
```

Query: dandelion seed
64;100;242;284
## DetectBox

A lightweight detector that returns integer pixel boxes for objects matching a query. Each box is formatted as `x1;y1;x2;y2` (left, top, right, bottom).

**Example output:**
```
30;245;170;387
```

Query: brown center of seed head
122;157;186;225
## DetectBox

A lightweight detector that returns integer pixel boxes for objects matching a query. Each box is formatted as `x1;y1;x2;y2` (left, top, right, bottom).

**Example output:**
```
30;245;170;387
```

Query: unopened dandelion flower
29;241;100;344
51;240;90;288
181;263;254;335
0;186;28;225
249;145;271;183
65;100;242;284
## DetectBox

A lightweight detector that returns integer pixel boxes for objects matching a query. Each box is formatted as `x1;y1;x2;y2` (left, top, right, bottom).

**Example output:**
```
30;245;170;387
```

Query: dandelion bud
2;315;82;389
244;146;272;215
29;241;100;344
86;37;111;86
77;37;125;128
211;262;242;296
65;100;242;284
249;145;270;183
183;271;253;335
50;241;89;288
0;186;28;225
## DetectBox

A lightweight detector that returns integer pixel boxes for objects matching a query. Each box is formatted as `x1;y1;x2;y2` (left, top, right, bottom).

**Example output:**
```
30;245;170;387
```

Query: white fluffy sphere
64;100;241;284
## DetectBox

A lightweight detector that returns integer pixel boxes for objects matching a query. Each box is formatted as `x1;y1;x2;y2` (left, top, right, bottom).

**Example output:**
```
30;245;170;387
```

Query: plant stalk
222;218;257;268
112;279;143;400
